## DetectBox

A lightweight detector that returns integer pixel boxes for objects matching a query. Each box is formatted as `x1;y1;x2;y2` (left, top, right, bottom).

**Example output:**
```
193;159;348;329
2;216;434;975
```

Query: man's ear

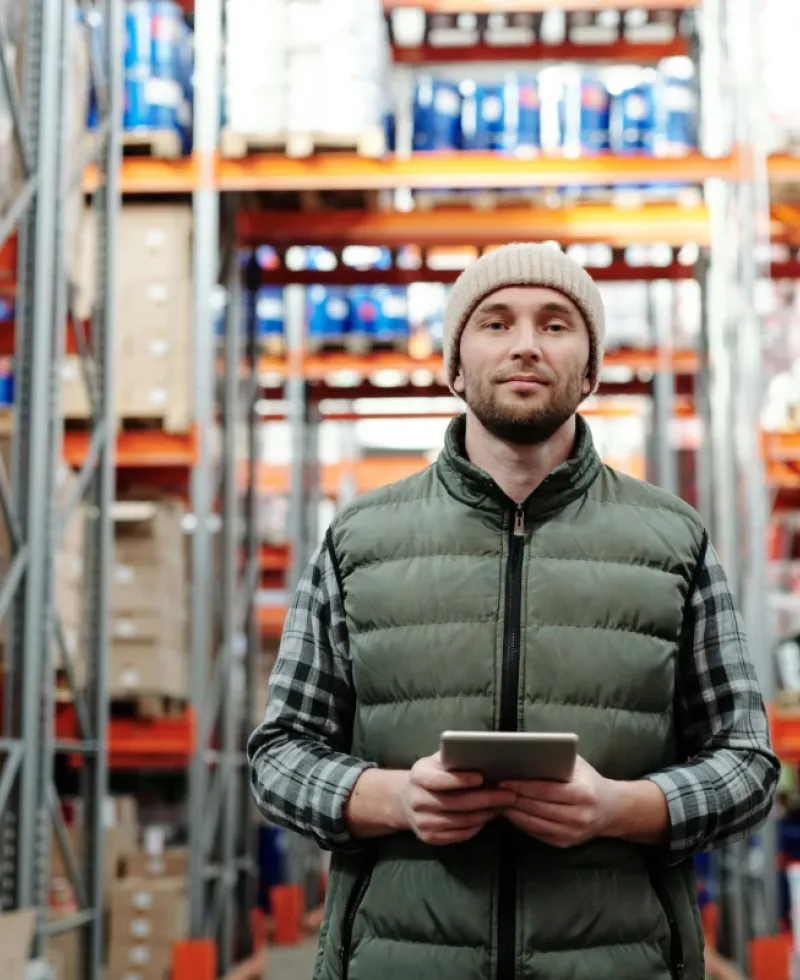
581;373;592;397
453;367;465;395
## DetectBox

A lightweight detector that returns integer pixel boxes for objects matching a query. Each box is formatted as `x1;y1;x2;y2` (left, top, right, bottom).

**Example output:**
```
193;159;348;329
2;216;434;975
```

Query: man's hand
499;756;618;848
402;752;518;846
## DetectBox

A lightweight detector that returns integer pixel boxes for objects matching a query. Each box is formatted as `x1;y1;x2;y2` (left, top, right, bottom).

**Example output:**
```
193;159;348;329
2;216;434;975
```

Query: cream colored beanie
443;243;606;394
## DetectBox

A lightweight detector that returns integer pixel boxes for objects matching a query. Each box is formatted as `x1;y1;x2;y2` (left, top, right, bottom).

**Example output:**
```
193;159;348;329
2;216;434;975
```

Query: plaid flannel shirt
248;533;780;861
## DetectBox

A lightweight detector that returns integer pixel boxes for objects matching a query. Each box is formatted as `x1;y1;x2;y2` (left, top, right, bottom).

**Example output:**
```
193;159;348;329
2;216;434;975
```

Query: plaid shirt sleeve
647;539;781;864
247;535;376;850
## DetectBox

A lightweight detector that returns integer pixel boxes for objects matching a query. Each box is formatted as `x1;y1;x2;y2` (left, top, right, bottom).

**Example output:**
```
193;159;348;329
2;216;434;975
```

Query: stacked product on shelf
48;796;140;980
108;839;189;980
124;1;192;150
65;203;193;433
223;0;390;155
107;499;188;702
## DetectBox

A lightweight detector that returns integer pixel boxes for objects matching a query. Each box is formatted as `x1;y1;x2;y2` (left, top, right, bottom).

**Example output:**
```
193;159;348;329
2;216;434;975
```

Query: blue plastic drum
614;81;657;154
150;0;183;75
125;1;151;69
348;286;381;336
374;286;410;339
307;286;350;339
414;78;462;151
255;287;285;342
660;74;697;155
579;77;611;154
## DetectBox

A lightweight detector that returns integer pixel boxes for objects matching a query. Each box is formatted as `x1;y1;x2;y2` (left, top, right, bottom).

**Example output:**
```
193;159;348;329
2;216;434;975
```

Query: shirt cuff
644;770;708;866
322;758;379;853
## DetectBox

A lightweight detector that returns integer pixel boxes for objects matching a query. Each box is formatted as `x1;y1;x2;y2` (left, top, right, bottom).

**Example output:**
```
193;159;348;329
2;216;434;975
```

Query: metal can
414;77;462;151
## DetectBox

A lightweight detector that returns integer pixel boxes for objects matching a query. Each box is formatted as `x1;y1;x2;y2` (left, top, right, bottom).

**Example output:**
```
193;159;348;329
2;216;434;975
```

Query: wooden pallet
109;694;188;722
122;129;183;160
220;127;386;160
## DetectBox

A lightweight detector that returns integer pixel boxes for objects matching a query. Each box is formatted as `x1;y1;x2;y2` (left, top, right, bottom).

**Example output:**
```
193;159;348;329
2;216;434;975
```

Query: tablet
440;731;578;783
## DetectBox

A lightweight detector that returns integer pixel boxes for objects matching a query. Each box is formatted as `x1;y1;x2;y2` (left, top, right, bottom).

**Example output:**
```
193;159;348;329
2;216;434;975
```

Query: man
248;244;779;980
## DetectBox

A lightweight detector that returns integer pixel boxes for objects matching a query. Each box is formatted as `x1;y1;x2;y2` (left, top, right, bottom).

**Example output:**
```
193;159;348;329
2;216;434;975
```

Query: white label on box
130;918;153;939
114;619;139;639
128;946;151;966
132;891;153;911
144;826;165;856
147;388;168;406
147;283;170;304
115;565;135;584
149;339;170;357
120;670;140;689
148;857;166;875
144;229;167;251
61;361;79;381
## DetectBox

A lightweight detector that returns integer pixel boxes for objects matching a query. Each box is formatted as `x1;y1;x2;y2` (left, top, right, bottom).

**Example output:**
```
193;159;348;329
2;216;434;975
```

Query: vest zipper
339;860;375;979
647;863;686;980
497;504;525;980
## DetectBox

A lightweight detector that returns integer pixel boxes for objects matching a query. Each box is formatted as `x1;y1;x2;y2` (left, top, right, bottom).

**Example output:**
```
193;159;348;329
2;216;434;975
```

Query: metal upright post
73;1;123;976
15;0;66;926
218;230;241;974
285;285;309;591
189;0;223;939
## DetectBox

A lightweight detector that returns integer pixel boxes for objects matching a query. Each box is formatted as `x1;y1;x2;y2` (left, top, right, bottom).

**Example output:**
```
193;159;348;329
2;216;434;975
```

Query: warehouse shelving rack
0;2;122;980
1;1;797;980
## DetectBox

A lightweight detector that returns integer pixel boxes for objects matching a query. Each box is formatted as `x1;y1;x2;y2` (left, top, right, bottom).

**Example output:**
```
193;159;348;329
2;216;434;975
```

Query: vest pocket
339;849;378;979
647;860;686;980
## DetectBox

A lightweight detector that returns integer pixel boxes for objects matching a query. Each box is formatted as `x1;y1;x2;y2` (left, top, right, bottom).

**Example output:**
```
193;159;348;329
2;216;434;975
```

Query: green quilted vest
315;414;707;980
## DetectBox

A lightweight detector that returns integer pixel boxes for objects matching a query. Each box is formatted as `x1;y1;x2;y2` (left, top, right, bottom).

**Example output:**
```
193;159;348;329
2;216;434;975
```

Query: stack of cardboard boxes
108;853;189;980
64;203;193;433
110;499;188;701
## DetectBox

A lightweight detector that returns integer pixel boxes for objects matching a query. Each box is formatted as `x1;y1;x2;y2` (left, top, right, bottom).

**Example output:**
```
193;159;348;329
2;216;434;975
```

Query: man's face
453;285;592;446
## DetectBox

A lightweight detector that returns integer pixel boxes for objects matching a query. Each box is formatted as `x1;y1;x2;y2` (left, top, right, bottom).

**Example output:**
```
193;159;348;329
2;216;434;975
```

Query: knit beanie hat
443;243;606;395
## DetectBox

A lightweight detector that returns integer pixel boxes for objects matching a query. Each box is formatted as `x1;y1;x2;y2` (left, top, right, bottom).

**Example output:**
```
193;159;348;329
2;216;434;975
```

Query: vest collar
436;412;602;520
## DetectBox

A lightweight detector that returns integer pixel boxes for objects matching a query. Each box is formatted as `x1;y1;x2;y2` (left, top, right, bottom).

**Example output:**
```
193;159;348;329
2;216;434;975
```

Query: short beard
463;371;586;446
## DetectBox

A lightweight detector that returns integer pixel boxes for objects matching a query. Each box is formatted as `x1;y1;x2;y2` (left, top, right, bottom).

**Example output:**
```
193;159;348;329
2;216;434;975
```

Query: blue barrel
255;287;285;340
613;81;657;154
125;1;151;69
307;286;350;339
413;78;462;151
0;359;14;408
150;0;183;75
579;77;611;154
660;74;697;154
348;286;380;336
124;65;151;130
373;286;410;339
0;296;14;322
461;77;540;153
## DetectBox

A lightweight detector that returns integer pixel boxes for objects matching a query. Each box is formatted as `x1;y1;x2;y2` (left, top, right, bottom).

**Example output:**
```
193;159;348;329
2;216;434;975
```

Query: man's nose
509;323;542;359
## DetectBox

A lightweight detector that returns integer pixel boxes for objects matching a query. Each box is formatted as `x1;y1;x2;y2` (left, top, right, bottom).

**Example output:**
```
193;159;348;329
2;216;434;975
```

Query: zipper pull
513;506;525;537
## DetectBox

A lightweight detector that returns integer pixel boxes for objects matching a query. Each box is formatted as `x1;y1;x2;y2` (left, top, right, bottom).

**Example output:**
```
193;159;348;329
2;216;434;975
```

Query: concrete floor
265;939;320;980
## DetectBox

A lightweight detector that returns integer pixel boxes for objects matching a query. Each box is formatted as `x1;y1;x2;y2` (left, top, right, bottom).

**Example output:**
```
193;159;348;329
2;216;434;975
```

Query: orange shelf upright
222;152;735;195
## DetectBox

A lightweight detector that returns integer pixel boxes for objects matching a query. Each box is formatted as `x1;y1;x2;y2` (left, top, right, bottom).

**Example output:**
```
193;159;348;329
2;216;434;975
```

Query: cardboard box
109;878;189;961
109;646;187;700
124;848;189;880
0;909;36;980
113;500;186;568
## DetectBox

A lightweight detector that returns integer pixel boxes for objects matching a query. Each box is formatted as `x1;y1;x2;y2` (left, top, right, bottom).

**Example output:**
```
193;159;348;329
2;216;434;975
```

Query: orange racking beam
221;152;737;194
383;0;698;10
84;156;199;195
259;261;696;287
238;204;712;248
63;427;198;469
392;39;689;64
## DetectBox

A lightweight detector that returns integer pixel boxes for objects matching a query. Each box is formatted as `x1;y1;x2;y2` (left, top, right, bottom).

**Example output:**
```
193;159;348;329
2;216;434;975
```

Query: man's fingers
425;788;517;813
419;808;500;833
499;779;575;802
510;797;574;823
417;766;484;793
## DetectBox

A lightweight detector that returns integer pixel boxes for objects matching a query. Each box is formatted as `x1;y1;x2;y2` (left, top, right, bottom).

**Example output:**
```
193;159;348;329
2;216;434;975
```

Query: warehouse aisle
267;940;319;980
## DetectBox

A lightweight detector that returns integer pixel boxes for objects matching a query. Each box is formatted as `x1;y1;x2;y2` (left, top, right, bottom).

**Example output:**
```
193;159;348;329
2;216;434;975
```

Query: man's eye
486;320;505;330
545;321;566;331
